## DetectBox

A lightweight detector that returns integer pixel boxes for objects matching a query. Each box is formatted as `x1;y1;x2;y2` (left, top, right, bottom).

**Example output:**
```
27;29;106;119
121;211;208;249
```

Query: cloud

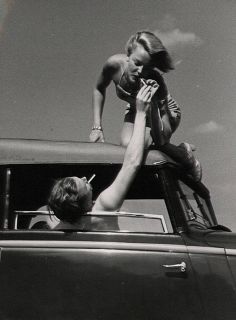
193;121;224;134
154;28;203;50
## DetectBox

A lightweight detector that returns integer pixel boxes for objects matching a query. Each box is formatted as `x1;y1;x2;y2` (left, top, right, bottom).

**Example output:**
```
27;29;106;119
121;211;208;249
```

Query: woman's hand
141;79;159;99
136;84;152;113
89;129;105;142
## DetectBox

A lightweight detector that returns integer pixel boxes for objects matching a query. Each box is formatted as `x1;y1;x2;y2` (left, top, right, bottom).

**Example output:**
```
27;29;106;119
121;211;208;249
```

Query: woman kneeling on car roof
90;30;201;181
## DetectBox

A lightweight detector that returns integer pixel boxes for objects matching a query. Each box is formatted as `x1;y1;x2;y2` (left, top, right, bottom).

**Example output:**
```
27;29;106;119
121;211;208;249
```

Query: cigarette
88;174;96;183
140;78;146;85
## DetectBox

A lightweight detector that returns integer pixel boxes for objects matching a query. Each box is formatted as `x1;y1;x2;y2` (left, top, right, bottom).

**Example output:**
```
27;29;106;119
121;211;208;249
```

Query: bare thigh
120;122;152;148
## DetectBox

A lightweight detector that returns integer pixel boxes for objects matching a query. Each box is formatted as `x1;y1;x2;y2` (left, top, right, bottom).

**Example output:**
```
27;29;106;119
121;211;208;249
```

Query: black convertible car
0;138;235;320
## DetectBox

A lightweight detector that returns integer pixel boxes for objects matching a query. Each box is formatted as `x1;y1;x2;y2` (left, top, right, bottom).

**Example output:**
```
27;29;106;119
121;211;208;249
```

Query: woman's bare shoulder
105;54;127;69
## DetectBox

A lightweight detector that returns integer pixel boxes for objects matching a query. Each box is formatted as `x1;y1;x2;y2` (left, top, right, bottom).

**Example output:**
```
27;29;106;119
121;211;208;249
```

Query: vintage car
0;138;235;320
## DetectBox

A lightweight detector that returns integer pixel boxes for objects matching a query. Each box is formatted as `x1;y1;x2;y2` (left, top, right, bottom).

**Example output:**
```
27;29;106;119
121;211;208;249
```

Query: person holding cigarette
48;83;152;228
90;30;201;181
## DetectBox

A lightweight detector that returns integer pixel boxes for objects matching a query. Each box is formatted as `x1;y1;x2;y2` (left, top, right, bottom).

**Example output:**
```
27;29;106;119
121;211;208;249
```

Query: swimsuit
115;68;181;132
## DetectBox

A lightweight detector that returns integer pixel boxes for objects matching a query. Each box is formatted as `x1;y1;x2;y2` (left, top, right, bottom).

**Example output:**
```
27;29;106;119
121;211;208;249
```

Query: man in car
48;83;152;229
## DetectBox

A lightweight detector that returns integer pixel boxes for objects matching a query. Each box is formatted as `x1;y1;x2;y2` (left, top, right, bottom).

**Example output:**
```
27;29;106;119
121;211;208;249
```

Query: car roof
0;138;178;167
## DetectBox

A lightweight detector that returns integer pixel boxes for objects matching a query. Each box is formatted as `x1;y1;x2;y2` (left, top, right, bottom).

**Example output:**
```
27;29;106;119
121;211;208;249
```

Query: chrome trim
13;211;169;234
226;249;236;256
2;168;11;229
14;211;50;214
0;241;188;252
13;211;50;230
109;212;168;234
187;246;224;255
162;261;187;272
0;240;226;255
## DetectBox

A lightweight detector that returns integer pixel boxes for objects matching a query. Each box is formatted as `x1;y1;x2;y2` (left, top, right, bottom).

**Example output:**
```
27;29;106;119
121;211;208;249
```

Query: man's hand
136;83;153;113
89;129;105;142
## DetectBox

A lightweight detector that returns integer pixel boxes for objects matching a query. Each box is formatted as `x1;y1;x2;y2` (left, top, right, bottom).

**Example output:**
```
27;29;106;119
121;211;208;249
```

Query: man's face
126;43;152;84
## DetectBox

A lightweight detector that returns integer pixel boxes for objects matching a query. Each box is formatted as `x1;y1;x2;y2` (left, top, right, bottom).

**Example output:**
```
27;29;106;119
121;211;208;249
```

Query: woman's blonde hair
125;30;174;73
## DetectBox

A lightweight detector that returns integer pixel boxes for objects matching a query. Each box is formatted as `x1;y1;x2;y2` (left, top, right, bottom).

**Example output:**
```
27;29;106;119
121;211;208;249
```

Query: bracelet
92;126;103;131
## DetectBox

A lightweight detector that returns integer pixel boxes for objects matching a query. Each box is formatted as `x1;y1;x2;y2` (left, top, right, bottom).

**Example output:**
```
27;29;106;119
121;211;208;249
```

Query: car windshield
176;180;215;229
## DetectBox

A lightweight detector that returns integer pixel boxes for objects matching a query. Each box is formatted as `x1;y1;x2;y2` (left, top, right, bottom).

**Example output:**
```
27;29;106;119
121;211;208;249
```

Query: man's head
125;31;174;76
48;176;93;223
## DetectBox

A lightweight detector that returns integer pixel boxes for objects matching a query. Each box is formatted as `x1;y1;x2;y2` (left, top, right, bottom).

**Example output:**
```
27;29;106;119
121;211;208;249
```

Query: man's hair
125;30;174;73
48;177;87;223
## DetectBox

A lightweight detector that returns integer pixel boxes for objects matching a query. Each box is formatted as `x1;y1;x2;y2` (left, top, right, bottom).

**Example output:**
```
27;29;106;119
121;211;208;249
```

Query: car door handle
162;261;186;273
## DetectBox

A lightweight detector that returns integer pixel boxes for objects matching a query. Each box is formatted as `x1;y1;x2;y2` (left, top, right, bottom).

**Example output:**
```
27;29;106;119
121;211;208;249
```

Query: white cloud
155;28;203;50
193;121;224;134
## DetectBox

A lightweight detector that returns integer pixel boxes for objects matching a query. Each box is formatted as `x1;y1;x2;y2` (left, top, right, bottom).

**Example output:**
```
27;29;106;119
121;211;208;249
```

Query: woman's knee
120;124;152;148
120;135;131;147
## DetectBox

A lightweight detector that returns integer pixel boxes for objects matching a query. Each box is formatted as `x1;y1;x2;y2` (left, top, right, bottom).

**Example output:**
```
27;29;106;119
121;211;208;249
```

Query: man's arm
93;84;152;211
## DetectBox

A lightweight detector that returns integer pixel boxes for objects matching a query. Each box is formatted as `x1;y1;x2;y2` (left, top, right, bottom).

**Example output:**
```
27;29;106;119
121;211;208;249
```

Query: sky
0;0;236;229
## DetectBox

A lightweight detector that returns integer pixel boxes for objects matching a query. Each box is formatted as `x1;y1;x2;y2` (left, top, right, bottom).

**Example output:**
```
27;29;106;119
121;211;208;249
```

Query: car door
0;231;204;320
176;179;236;320
186;240;236;320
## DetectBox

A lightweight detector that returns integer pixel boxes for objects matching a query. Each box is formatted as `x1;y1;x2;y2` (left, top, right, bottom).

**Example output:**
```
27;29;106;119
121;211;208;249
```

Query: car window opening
3;165;172;234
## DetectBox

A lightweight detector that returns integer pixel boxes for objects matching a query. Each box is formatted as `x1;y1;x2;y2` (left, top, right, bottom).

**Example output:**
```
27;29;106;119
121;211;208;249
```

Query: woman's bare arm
90;56;121;142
